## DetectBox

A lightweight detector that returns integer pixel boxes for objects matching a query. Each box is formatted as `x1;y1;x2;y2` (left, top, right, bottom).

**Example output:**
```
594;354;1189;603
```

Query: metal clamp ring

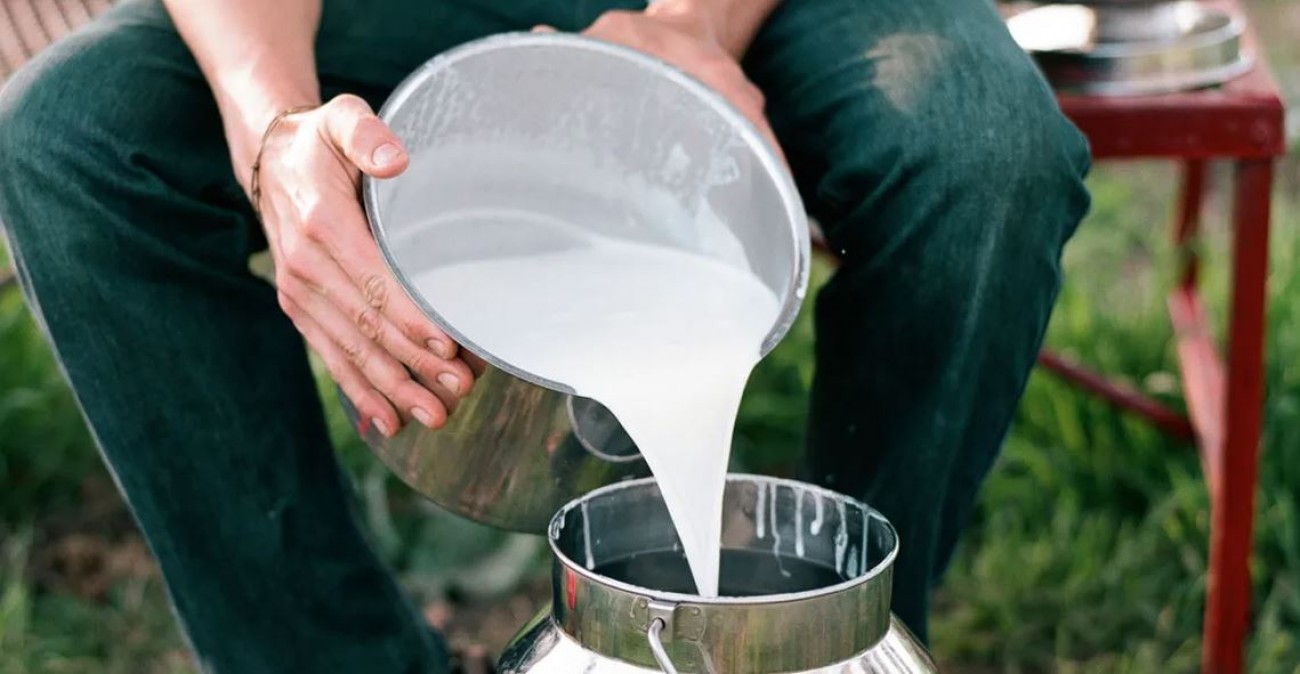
647;618;680;674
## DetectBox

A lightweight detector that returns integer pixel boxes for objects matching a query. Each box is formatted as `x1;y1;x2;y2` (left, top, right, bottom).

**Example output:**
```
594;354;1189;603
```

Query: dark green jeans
0;0;1089;671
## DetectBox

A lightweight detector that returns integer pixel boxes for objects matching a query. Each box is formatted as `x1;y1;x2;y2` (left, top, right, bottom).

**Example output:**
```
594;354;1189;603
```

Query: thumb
531;24;558;33
322;94;409;178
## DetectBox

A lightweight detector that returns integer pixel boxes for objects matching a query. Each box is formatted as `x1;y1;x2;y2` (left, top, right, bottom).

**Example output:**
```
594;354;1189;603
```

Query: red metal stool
1039;2;1284;672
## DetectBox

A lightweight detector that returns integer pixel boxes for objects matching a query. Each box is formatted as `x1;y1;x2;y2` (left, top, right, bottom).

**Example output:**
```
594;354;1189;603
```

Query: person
0;0;1091;670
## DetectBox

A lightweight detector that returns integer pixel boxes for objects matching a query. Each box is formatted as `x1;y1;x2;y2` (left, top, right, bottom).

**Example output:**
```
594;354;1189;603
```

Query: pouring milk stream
413;222;778;597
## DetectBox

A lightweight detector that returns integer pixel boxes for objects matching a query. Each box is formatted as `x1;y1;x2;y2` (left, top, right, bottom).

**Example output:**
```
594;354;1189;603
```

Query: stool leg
1202;159;1272;674
1175;160;1208;290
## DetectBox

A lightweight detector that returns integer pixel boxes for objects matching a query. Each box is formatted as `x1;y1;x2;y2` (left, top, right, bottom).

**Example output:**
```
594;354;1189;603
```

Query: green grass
2;160;1299;673
928;164;1300;673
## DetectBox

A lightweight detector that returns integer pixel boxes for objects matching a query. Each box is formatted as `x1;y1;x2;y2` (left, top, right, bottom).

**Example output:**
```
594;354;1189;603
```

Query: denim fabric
0;0;1090;671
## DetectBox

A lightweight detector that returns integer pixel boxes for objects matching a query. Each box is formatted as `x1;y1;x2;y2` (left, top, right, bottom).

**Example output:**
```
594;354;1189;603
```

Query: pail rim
362;32;810;395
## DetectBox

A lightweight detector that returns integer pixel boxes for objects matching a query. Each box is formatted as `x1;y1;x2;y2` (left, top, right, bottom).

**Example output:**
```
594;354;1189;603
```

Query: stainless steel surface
339;374;650;533
498;475;941;673
1007;2;1252;96
502;614;938;673
1092;2;1197;42
1012;1;1208;43
350;33;810;532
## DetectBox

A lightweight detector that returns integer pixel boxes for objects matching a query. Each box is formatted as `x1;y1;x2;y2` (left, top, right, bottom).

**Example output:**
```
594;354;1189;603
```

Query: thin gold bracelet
249;105;319;220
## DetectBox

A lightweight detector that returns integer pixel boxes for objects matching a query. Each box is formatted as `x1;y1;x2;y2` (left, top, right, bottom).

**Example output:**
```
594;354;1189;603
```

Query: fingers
577;13;784;165
259;92;481;437
321;94;409;179
292;274;452;430
705;71;785;165
280;238;473;397
270;171;474;433
301;251;475;405
276;229;474;432
670;57;785;166
279;291;402;438
700;61;765;124
292;169;465;366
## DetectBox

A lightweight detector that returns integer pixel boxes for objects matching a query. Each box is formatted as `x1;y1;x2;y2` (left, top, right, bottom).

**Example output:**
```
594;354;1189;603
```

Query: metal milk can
498;475;940;673
351;33;809;533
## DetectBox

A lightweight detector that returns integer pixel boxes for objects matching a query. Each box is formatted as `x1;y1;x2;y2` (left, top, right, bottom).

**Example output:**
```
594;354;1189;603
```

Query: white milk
412;231;779;597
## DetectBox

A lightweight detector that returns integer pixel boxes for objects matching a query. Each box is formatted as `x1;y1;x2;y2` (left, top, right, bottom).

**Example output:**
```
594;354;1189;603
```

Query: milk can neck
548;475;898;673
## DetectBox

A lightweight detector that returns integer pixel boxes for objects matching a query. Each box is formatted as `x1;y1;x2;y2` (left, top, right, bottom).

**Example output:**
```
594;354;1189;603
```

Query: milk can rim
361;32;811;395
548;473;900;606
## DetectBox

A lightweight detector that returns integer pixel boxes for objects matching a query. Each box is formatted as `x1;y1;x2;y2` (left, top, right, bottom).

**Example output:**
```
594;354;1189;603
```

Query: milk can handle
647;618;681;674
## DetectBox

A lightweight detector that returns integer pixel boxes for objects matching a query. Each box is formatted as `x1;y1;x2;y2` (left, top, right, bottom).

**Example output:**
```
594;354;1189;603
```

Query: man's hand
256;95;475;438
561;1;783;162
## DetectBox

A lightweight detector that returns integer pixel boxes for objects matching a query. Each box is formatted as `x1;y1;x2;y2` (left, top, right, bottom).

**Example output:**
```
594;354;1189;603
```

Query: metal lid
1008;2;1252;96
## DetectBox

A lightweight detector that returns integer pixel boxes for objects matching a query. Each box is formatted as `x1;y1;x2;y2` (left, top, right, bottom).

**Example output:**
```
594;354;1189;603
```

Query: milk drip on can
499;476;939;673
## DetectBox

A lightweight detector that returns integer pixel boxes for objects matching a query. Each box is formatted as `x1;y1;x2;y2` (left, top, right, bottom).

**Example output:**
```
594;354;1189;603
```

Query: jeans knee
0;30;130;238
836;65;1091;288
0;47;92;294
952;97;1091;283
962;79;1091;241
0;56;65;215
0;13;209;278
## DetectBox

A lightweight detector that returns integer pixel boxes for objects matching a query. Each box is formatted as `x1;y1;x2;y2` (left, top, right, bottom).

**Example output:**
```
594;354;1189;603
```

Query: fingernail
437;373;461;394
372;417;392;438
372;143;404;167
411;407;435;428
427;339;449;359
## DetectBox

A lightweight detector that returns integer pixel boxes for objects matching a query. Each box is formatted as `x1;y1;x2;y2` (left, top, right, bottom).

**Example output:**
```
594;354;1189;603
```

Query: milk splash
412;224;779;597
